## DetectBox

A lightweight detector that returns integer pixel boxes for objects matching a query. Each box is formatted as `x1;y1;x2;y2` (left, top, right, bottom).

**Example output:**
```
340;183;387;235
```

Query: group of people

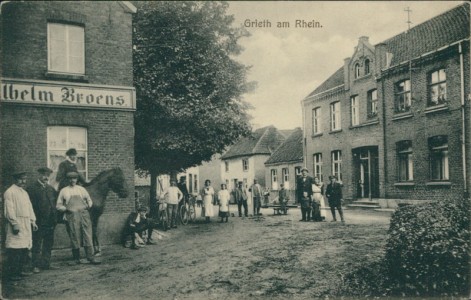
296;167;345;223
3;148;100;282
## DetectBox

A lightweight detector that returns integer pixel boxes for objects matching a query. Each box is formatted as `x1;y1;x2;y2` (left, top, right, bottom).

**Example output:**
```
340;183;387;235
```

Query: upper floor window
330;101;341;131
396;140;413;182
364;59;370;75
428;69;447;106
331;150;342;181
48;23;85;74
313;153;323;181
351;95;359;126
242;159;249;171
225;161;229;172
312;107;321;134
367;89;378;118
354;63;361;78
429;135;449;181
394;79;411;113
47;126;87;188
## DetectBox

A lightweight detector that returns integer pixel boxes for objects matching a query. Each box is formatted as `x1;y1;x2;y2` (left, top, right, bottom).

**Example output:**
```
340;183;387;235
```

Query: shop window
367;89;378;118
313;153;323;181
242;159;249;171
354;63;361;78
225;161;229;172
351;95;359;126
429;135;449;181
394;79;411;113
330;101;341;131
396;140;413;182
271;169;278;190
48;23;85;75
312;107;321;134
331;150;342;181
428;69;447;106
47;126;87;187
364;59;370;75
282;168;289;189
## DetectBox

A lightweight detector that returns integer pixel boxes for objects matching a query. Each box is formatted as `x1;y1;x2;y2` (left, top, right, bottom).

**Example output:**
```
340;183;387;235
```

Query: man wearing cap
26;167;58;273
57;171;100;265
232;181;248;217
296;167;315;221
122;206;157;249
249;179;263;216
4;171;38;281
56;148;87;191
325;175;345;223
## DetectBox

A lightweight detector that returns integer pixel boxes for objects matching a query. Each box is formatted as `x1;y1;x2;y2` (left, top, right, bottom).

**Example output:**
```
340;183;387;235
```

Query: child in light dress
217;184;230;223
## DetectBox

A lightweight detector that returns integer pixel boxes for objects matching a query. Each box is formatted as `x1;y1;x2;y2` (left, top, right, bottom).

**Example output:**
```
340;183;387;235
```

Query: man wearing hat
26;167;58;273
249;179;263;216
56;148;87;191
296;167;315;221
56;171;100;265
232;181;249;217
4;170;38;281
325;175;345;223
122;206;157;249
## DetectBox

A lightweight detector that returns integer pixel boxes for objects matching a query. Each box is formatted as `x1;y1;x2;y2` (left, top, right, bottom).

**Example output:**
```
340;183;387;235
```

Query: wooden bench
263;204;298;215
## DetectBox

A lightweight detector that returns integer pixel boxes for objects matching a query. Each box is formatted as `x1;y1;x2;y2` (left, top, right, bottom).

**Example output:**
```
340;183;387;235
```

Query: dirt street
2;206;391;299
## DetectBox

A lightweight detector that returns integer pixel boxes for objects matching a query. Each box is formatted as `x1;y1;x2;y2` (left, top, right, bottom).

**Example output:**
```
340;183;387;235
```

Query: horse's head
108;168;129;198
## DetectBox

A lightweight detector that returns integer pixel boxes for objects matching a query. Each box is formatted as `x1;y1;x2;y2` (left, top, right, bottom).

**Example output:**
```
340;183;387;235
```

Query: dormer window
364;59;370;75
354;63;361;78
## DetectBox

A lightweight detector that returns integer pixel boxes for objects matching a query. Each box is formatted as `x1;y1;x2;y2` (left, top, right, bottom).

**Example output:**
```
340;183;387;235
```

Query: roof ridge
378;2;469;46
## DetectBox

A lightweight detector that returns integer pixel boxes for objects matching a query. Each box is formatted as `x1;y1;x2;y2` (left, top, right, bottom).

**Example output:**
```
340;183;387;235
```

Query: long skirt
312;192;327;218
203;196;214;217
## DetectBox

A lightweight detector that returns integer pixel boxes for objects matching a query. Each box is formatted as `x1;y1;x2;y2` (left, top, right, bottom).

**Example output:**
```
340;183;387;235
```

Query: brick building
302;3;470;206
0;1;137;245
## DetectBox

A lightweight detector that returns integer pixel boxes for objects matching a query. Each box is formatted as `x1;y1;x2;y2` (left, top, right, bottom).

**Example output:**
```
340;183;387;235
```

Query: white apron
202;187;214;217
312;184;327;218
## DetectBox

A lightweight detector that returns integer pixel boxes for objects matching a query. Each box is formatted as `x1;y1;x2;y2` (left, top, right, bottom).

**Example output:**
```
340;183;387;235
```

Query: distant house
221;125;285;191
198;153;225;193
264;127;303;202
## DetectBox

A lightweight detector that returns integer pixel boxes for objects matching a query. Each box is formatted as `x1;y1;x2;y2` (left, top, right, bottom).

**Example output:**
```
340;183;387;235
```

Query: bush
340;198;470;297
384;199;470;296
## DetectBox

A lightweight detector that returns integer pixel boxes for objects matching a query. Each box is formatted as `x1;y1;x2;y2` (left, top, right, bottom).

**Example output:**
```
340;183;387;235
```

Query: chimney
359;36;369;44
343;57;351;91
374;43;388;75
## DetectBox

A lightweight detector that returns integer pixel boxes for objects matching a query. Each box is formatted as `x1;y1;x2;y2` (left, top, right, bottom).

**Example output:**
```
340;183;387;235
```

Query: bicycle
179;195;197;225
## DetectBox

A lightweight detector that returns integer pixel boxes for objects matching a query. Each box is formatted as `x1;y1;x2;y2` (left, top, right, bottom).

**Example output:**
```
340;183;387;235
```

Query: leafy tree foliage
133;1;253;209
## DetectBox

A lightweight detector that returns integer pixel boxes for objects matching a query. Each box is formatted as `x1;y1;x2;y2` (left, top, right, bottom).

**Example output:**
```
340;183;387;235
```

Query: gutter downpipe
301;99;307;168
459;42;467;199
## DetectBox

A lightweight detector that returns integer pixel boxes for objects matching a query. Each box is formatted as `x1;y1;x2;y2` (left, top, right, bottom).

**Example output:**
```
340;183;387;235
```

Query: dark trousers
330;205;344;221
300;199;312;221
6;248;29;277
253;197;261;215
32;225;55;268
123;218;156;246
237;200;248;217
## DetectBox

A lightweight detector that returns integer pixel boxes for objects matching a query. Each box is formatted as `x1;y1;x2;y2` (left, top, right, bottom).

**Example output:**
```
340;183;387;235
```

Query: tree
133;1;254;214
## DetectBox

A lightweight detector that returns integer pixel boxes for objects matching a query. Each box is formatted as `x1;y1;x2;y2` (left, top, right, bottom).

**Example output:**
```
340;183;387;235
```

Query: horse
83;167;129;255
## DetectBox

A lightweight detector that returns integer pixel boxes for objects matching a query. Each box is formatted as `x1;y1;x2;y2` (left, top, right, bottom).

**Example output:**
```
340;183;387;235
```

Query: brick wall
383;45;469;201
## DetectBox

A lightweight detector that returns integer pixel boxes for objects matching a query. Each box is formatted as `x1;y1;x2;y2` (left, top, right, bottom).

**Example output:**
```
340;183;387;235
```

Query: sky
227;1;464;130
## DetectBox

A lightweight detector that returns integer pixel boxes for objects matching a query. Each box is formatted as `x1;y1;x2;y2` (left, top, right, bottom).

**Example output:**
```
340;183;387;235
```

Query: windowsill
392;112;413;121
425;104;449;114
349;119;379;129
426;181;451;186
329;129;343;134
312;133;323;138
45;72;89;82
394;182;415;187
353;73;372;81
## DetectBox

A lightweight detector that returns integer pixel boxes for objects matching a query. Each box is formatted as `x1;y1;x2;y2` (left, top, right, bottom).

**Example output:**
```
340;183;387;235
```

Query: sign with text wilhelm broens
0;78;136;111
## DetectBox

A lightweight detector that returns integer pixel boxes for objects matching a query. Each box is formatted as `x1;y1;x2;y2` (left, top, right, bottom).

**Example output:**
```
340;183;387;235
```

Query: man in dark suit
122;206;157;249
26;167;58;273
325;175;345;223
296;167;315;221
233;181;248;217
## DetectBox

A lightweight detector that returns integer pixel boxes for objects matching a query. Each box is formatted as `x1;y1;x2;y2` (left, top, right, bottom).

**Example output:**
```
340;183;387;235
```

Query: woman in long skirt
312;177;326;221
201;180;215;223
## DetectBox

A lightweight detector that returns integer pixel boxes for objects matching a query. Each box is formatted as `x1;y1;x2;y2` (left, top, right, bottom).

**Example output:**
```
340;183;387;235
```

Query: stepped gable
265;127;303;165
